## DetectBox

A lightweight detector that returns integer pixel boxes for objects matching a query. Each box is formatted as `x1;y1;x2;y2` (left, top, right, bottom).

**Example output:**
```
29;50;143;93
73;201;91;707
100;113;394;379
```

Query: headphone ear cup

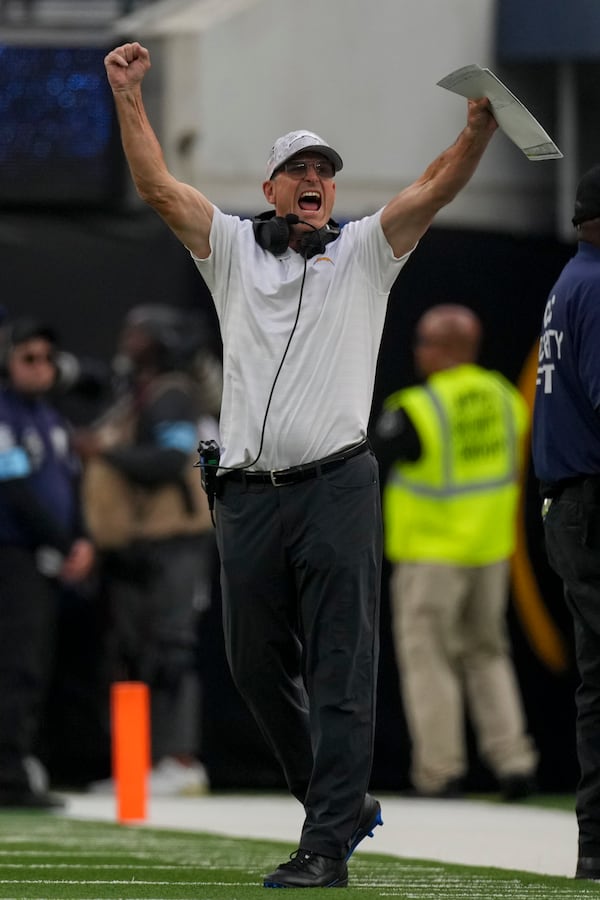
300;221;341;259
253;216;291;255
301;230;326;258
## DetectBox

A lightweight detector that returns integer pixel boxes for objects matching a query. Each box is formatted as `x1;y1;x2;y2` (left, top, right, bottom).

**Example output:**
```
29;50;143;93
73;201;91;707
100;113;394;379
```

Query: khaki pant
390;560;538;793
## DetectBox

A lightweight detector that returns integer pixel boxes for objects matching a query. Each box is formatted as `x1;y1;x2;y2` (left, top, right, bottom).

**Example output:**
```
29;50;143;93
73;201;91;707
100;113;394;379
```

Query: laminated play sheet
437;64;563;160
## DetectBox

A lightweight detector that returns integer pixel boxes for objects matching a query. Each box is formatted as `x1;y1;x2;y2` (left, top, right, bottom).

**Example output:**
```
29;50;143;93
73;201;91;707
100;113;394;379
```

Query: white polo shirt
192;207;413;471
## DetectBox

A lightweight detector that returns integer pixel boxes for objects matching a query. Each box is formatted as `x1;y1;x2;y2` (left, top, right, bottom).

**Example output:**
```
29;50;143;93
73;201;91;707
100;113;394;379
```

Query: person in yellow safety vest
373;304;539;801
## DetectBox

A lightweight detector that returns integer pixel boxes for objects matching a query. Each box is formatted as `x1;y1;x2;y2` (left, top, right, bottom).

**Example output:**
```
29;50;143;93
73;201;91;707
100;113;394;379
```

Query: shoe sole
345;802;383;862
263;876;348;888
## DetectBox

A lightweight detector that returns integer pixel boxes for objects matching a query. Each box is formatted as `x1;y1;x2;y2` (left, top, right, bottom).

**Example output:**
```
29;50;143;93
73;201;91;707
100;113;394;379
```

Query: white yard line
60;792;578;878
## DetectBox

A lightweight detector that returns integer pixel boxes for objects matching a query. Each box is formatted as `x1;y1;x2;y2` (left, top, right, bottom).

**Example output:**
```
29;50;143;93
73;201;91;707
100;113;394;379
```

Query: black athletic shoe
264;849;348;888
576;857;600;881
345;794;383;862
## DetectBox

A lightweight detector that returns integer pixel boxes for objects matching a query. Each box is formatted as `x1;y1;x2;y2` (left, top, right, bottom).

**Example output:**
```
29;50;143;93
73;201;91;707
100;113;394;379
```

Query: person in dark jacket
0;316;95;807
533;165;600;882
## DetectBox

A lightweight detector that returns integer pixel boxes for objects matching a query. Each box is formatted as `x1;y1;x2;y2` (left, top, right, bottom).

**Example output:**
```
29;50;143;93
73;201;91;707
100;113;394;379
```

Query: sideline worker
0;317;95;808
375;304;538;801
533;164;600;883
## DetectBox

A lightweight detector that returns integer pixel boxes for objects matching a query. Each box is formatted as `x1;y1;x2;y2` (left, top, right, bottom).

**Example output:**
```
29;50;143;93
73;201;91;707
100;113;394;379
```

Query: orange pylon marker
110;681;151;823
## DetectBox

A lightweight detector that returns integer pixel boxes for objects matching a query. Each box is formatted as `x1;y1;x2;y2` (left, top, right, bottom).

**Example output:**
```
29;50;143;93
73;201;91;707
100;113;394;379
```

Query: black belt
546;474;600;501
223;440;369;488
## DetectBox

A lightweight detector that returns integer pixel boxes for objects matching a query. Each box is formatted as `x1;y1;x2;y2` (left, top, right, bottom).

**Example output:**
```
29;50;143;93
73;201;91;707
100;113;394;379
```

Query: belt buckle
270;467;288;487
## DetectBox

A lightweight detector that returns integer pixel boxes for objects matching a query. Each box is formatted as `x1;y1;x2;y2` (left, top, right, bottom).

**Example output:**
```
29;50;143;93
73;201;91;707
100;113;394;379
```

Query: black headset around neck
252;211;340;259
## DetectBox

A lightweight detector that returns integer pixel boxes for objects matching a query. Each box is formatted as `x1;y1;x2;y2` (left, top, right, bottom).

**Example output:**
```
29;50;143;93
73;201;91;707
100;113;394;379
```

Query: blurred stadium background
1;0;598;796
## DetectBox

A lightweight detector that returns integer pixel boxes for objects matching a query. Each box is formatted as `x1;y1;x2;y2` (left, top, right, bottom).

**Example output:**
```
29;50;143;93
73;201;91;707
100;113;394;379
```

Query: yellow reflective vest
382;364;529;566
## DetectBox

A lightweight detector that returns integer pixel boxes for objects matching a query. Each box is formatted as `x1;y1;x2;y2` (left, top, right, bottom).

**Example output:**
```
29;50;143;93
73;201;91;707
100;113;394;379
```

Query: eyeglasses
277;159;336;180
16;353;55;366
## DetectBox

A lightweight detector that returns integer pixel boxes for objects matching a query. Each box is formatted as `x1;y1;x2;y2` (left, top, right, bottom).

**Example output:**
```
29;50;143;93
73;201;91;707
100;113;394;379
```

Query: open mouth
298;191;322;212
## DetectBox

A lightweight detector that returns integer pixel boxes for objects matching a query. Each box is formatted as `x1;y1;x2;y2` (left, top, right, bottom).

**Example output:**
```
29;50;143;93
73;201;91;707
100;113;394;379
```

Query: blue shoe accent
345;796;383;862
264;877;345;889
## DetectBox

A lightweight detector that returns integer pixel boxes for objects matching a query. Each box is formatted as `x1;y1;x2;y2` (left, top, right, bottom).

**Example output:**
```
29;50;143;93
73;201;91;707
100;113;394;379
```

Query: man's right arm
370;406;422;476
105;42;213;259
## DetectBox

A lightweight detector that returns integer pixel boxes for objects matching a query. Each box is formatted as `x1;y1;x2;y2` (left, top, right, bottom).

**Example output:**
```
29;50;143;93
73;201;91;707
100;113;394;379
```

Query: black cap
8;316;57;347
573;165;600;226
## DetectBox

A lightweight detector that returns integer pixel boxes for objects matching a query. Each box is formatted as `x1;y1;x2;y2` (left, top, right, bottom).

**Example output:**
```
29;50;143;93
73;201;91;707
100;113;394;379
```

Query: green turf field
0;807;598;900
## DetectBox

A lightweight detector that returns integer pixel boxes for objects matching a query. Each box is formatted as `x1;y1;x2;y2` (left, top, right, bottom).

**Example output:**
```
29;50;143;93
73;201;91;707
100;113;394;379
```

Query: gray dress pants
215;450;381;859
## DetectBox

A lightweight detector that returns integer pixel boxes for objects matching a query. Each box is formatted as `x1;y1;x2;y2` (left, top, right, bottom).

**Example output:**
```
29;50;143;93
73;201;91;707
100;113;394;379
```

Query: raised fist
104;42;151;93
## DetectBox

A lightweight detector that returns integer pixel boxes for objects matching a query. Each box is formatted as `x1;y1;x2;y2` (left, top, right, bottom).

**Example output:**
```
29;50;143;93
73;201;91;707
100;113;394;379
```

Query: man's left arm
381;98;498;259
